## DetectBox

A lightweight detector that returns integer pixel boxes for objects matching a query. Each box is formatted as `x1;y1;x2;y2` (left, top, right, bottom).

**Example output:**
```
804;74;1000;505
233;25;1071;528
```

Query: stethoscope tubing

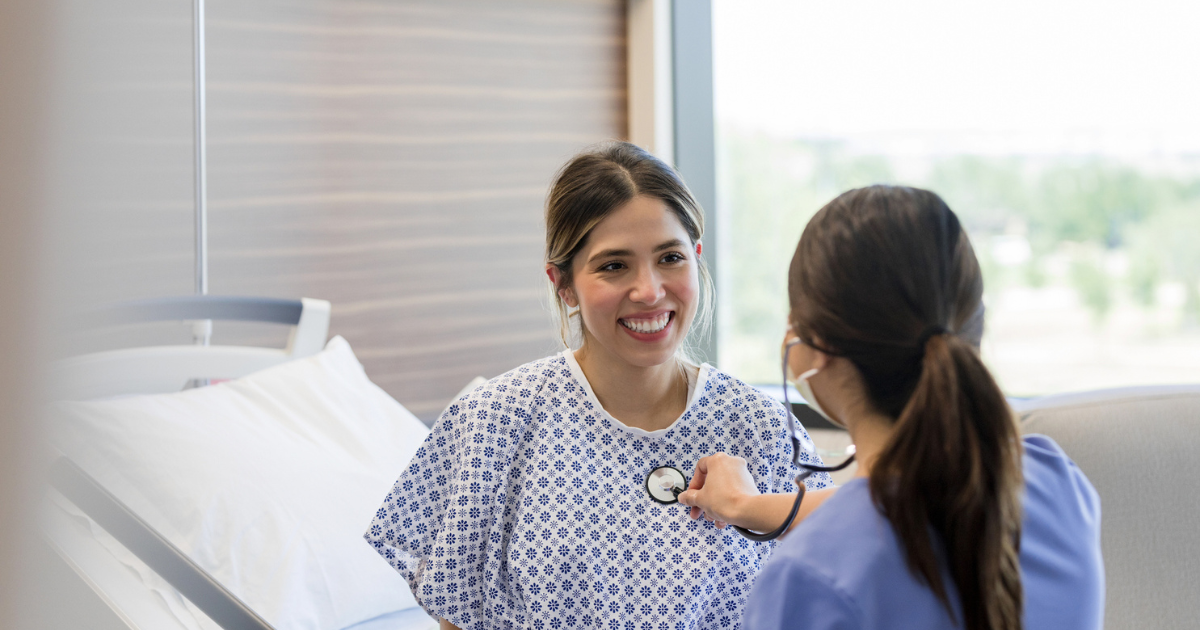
730;456;856;542
644;339;856;541
728;339;856;541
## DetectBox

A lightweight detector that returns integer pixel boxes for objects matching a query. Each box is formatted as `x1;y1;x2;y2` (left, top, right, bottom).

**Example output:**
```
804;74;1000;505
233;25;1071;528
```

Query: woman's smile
562;194;700;369
619;310;675;338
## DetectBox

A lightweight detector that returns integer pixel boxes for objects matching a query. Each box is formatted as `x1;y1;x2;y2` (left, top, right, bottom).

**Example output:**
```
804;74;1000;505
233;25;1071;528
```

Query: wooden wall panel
203;0;627;419
42;0;197;359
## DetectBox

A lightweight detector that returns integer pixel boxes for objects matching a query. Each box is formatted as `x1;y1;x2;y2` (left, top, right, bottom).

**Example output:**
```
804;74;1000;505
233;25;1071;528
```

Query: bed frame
45;295;332;630
50;296;331;401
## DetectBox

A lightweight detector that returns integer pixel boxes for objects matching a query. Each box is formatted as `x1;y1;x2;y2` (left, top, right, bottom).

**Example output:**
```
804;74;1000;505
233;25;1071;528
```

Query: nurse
679;185;1105;630
365;141;832;630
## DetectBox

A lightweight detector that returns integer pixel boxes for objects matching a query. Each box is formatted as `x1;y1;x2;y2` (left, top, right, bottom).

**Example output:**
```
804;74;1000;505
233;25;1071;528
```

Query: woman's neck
573;343;688;432
845;410;895;477
813;362;896;477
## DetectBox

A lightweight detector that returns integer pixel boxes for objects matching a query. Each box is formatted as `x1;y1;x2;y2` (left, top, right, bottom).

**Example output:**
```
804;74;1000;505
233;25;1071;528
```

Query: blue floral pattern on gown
365;351;831;630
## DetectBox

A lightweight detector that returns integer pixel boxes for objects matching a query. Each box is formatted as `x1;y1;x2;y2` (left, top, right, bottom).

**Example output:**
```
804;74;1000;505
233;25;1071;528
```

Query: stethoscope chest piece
646;466;687;504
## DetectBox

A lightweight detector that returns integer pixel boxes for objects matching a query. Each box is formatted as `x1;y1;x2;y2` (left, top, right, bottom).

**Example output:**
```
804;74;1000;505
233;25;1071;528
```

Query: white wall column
627;0;674;164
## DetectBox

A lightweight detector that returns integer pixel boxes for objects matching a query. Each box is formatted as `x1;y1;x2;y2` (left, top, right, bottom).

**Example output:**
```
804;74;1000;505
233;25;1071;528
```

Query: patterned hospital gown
364;351;831;630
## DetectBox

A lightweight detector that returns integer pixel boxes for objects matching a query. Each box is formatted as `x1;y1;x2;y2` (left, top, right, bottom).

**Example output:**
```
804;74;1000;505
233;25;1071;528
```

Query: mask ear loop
732;338;857;542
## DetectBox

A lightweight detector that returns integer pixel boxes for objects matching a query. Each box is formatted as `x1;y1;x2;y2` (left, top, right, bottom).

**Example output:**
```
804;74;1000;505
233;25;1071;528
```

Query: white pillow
48;336;428;630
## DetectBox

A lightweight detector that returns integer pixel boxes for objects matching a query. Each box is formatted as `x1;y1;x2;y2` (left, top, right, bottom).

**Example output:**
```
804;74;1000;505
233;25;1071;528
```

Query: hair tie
916;325;949;350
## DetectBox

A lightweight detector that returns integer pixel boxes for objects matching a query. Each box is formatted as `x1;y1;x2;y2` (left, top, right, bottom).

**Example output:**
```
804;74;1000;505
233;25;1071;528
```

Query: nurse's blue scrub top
743;434;1104;630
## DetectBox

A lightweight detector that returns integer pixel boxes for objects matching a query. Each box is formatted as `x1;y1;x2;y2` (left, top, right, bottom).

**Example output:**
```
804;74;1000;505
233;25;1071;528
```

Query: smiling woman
544;143;714;362
364;142;832;630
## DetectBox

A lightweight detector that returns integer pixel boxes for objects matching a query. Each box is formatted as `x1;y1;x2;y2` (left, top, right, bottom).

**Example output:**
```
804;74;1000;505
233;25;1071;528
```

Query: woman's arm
439;619;462;630
677;452;836;534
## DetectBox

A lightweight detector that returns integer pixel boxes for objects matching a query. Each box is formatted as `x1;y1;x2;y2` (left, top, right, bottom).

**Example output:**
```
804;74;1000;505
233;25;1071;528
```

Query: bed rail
48;457;275;630
51;296;331;400
89;296;304;327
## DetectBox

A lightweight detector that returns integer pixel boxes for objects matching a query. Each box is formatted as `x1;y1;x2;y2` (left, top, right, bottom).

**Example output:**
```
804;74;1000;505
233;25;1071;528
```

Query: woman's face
562;194;700;368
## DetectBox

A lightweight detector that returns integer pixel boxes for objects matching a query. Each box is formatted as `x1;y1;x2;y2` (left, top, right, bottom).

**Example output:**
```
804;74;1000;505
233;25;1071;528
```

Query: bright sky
713;0;1200;155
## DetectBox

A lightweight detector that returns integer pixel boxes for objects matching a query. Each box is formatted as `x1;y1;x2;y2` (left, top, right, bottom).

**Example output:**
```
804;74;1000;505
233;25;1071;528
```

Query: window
712;0;1200;394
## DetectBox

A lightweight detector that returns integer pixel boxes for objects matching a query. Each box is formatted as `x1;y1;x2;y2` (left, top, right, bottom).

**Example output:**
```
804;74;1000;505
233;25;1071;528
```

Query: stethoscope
645;338;856;541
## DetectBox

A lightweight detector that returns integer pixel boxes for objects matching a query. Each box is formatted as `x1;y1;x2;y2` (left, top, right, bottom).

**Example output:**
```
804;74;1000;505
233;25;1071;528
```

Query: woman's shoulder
433;354;571;435
449;354;569;405
1020;434;1102;531
1017;435;1106;629
697;368;795;446
698;366;785;412
494;352;570;387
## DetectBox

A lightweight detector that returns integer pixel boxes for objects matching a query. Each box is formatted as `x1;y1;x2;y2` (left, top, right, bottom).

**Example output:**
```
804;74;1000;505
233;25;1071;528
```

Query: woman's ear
807;335;833;370
545;265;578;308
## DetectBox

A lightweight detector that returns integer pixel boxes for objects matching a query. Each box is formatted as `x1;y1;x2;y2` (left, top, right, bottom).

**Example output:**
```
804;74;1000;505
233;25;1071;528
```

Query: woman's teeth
620;313;671;334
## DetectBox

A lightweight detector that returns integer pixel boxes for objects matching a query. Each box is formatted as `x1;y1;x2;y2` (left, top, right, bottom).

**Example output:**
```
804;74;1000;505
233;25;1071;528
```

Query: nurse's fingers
681;454;714;520
680;452;756;525
679;490;703;520
687;456;710;491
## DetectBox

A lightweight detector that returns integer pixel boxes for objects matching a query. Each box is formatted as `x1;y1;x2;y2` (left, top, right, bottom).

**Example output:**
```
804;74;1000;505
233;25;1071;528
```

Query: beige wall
50;0;627;420
206;0;627;419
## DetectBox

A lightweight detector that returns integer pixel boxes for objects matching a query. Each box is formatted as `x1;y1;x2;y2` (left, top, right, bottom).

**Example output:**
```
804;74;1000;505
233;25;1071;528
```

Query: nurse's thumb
678;490;705;521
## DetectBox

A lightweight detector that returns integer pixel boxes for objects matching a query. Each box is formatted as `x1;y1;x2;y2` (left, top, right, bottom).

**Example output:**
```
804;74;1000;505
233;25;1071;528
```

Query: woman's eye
598;261;625;272
660;252;686;264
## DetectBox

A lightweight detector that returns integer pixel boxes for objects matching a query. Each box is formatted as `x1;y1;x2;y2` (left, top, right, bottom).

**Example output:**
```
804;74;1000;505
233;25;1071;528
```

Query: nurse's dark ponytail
789;186;1024;630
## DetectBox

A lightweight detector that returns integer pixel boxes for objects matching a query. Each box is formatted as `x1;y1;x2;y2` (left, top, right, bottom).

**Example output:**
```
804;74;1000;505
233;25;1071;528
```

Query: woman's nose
629;266;666;304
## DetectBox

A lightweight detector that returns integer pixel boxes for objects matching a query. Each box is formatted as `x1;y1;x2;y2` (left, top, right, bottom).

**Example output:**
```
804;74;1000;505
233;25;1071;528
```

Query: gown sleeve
756;393;834;494
364;375;530;629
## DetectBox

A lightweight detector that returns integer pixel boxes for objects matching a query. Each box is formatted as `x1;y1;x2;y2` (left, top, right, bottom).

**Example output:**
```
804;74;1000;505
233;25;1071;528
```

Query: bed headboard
50;296;331;401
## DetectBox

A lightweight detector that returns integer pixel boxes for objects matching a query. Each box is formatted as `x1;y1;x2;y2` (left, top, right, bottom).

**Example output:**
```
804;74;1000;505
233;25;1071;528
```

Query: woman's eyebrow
588;240;686;264
587;248;633;263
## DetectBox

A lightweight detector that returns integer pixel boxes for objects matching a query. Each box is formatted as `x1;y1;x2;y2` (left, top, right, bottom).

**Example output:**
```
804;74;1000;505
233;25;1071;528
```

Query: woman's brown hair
789;185;1024;630
544;141;714;351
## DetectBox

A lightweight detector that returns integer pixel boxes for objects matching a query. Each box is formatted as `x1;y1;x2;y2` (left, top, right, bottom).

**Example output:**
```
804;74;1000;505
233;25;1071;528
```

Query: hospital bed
43;296;439;630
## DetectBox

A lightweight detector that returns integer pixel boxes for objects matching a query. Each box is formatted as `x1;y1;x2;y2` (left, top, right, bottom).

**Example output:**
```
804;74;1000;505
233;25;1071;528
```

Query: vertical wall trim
626;0;673;163
193;0;211;351
671;0;718;364
193;0;209;300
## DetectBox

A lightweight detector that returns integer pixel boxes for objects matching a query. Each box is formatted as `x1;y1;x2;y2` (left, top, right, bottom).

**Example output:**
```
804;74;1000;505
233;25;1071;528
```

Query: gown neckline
560;349;712;439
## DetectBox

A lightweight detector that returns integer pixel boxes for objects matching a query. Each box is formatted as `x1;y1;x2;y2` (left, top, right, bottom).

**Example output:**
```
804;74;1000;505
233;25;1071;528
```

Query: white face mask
786;344;845;430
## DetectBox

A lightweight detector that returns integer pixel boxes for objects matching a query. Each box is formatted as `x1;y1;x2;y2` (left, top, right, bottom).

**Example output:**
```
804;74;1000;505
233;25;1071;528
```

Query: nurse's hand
680;453;838;535
677;453;759;528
